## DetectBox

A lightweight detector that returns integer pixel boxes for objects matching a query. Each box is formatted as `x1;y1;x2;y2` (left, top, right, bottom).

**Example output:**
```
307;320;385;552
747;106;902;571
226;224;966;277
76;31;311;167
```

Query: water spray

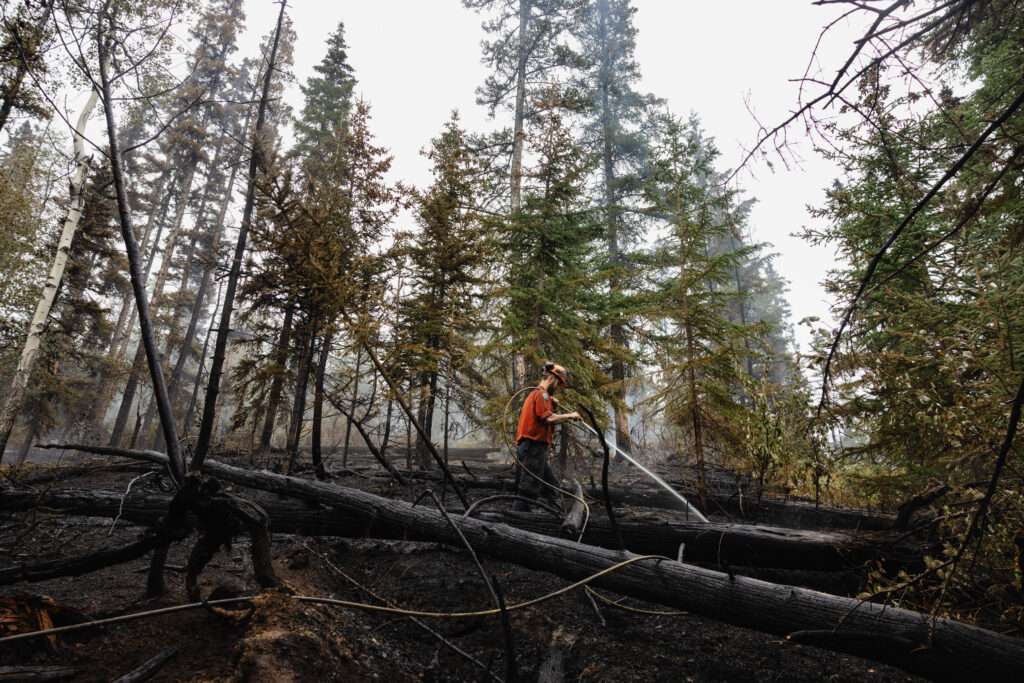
571;419;709;524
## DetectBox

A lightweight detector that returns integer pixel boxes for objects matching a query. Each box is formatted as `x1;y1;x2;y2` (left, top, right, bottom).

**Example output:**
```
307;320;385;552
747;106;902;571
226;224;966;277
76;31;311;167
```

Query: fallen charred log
0;665;81;681
29;446;1023;681
705;490;896;531
4;463;155;489
112;646;177;683
0;528;168;587
398;471;897;530
0;484;917;573
0;471;279;596
484;512;918;571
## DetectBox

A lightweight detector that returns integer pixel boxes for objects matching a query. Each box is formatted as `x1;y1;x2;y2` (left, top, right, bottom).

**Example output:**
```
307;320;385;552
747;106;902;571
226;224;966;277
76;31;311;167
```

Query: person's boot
546;494;565;516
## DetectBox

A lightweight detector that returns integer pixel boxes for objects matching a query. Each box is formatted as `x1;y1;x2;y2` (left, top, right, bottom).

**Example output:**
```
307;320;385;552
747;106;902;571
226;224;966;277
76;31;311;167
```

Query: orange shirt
516;386;555;444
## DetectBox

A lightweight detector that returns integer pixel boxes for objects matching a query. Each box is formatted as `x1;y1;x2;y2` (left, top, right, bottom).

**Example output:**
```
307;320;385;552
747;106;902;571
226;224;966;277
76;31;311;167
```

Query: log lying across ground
485;512;913;571
0;485;905;572
408;471;897;530
19;447;1020;682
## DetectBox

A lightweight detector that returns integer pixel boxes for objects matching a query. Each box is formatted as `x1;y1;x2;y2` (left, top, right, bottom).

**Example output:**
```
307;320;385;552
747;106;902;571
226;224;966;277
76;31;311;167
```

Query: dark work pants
513;438;562;511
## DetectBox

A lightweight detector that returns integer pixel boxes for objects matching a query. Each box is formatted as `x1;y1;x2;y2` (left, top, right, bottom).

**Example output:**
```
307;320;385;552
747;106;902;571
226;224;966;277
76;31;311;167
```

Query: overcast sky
236;0;873;355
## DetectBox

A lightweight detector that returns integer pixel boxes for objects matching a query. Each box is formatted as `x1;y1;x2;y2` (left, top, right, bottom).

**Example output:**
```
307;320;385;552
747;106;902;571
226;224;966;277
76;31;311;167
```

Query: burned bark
97;18;185;486
354;340;468;506
324;402;407;486
0;472;278;595
0;532;169;587
0;484;907;572
0;666;81;682
191;0;288;471
893;485;950;532
28;445;1024;681
258;306;294;452
112;647;178;683
310;332;332;480
423;472;895;531
284;328;315;474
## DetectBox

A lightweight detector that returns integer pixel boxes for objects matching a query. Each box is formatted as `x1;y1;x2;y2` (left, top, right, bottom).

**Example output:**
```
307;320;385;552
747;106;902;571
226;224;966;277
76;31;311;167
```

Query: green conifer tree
399;114;490;465
464;0;585;387
293;21;356;163
643;114;766;506
0;0;54;135
571;0;660;457
494;87;606;433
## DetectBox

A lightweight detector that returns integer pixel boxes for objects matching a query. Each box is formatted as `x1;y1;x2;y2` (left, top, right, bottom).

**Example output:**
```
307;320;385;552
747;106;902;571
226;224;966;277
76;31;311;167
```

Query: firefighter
512;362;581;512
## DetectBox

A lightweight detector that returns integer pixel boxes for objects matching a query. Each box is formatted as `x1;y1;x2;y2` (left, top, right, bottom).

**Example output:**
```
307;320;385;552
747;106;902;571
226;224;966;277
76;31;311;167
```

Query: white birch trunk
0;91;99;462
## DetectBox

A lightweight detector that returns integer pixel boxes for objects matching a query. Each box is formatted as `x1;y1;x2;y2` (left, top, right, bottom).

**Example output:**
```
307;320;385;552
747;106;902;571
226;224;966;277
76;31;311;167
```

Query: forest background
1;0;1023;629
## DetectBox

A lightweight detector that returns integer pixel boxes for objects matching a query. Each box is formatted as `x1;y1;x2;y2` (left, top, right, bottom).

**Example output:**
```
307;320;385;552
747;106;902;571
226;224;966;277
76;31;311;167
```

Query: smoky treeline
0;0;798;482
2;0;1024;629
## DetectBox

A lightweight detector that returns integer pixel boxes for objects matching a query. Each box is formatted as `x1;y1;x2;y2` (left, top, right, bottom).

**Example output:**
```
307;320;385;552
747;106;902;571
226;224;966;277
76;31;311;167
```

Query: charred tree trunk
0;485;900;572
310;332;332;479
97;179;173;433
163;136;247;447
415;371;438;470
354;338;469;506
443;353;452;466
97;14;185;485
13;426;36;465
394;472;897;531
183;281;224;437
381;395;394;461
112;159;199;446
259;306;295;452
134;159;200;438
191;0;288;471
340;346;361;468
322;386;407;484
109;346;145;447
284;328;315;474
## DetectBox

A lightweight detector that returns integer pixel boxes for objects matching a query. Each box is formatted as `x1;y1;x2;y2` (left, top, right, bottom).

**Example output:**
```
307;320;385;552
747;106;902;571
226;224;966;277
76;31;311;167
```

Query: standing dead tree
191;0;288;471
35;0;287;597
93;3;186;485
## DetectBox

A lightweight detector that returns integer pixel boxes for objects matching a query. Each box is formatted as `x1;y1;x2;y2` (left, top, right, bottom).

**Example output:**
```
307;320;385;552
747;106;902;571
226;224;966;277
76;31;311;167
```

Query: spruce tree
643;114;766;506
293;21;356;163
0;0;54;135
572;0;659;457
464;0;585;387
234;101;398;466
399;114;490;466
806;36;1024;485
228;23;355;455
0;123;56;335
787;0;1024;618
494;87;606;424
